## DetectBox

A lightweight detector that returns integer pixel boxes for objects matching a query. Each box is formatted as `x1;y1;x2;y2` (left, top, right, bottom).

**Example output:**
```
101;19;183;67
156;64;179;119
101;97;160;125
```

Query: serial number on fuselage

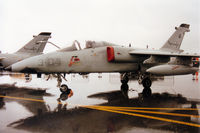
38;58;61;66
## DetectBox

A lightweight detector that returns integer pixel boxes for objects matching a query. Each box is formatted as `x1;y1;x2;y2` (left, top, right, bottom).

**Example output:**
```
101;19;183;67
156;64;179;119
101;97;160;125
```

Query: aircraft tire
142;77;152;88
60;84;68;93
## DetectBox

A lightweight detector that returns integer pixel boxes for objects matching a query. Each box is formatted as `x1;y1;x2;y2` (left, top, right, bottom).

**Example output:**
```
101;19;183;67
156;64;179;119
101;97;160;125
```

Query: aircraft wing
129;49;200;57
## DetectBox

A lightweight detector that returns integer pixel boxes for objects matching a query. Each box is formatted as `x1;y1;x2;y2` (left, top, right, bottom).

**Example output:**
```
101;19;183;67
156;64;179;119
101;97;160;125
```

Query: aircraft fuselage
10;46;149;73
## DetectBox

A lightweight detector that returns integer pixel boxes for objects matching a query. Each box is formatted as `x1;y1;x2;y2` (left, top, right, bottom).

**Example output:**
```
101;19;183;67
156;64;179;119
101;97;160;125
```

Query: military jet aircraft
0;32;51;69
6;24;200;96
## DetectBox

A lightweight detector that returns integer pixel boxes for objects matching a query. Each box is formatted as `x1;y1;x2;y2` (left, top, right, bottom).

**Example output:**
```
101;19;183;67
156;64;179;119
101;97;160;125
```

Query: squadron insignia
68;56;80;67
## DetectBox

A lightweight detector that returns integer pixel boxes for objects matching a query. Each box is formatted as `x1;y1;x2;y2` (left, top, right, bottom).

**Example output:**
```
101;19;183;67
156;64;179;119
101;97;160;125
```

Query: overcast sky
0;0;199;53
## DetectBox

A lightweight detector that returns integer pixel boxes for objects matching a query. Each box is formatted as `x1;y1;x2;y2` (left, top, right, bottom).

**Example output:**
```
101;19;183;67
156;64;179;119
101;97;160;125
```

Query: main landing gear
120;73;152;97
141;77;152;97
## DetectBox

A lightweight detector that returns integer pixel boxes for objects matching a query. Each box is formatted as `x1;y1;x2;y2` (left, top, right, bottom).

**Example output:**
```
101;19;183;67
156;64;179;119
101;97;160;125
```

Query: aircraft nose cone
7;61;26;72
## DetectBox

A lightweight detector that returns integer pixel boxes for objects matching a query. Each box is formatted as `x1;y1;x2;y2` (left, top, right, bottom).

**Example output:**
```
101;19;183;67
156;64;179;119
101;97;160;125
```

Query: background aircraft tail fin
160;24;190;52
16;32;51;54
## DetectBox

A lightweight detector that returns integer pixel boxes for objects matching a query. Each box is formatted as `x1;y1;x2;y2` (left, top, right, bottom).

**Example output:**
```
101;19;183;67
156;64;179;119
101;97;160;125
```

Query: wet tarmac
0;73;199;133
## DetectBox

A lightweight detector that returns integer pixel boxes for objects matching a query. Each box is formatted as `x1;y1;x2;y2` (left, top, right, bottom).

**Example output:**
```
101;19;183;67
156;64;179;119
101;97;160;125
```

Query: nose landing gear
55;73;69;93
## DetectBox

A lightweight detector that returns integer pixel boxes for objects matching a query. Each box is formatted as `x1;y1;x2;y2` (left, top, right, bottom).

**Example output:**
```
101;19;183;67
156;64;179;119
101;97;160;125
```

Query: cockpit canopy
58;40;81;52
85;41;116;49
58;40;117;52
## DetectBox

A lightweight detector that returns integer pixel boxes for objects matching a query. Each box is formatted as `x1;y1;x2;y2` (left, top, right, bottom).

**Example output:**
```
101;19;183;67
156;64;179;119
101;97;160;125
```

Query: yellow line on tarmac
1;95;199;111
1;95;200;127
99;106;200;118
0;95;65;105
85;106;200;128
0;95;45;103
84;105;200;111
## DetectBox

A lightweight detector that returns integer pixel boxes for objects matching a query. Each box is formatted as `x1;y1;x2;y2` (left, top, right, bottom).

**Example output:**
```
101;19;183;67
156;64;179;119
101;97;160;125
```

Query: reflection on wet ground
3;92;200;133
0;73;200;133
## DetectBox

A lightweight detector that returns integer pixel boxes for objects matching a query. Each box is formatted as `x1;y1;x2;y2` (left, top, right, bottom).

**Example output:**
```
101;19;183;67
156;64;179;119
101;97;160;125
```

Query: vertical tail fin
16;32;51;54
160;24;190;52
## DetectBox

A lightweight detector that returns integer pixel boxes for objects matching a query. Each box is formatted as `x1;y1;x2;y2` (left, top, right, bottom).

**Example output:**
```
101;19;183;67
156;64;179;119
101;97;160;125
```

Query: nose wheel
60;84;69;93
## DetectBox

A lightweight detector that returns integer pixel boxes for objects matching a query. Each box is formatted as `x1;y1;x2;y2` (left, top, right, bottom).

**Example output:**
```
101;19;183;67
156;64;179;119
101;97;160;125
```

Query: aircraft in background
7;24;200;96
0;32;51;69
